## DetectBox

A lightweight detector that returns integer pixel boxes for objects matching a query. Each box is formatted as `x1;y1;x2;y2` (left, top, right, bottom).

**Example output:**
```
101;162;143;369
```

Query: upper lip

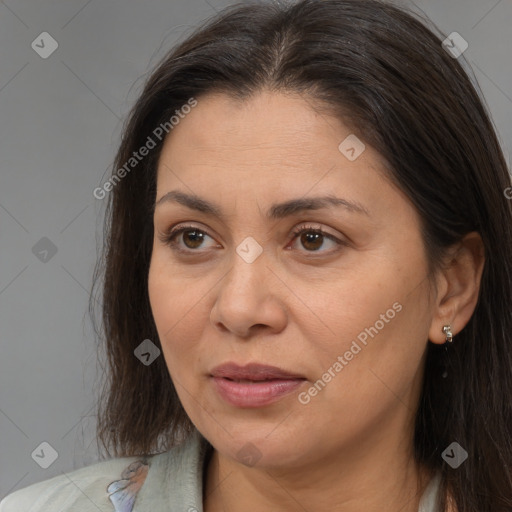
210;362;305;381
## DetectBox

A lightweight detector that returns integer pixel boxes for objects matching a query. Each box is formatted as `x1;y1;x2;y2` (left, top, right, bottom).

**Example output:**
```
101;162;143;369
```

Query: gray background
1;0;511;500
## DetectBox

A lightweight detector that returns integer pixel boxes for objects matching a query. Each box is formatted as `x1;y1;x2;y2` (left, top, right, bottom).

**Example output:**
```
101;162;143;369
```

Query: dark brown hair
90;1;512;510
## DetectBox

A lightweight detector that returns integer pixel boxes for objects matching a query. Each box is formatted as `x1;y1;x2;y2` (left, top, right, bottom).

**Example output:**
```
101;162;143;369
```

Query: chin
206;426;317;469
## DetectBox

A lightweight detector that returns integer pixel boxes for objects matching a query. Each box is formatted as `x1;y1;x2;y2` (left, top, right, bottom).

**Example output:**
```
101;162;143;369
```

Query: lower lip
211;376;305;407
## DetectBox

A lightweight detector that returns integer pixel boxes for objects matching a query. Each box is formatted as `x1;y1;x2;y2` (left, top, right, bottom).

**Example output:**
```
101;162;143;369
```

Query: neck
203;437;433;512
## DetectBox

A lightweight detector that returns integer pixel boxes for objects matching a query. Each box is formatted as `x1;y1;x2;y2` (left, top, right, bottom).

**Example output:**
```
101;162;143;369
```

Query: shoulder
0;430;210;512
0;454;149;512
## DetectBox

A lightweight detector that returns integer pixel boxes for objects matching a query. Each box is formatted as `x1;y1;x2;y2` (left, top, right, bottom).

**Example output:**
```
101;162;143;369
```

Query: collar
130;429;211;512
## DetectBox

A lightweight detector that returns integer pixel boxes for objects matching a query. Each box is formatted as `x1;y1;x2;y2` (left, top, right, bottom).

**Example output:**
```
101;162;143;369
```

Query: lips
210;362;305;381
209;362;306;407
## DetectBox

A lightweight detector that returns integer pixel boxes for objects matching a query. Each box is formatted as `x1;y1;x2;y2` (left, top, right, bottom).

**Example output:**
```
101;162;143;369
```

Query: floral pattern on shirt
106;459;149;512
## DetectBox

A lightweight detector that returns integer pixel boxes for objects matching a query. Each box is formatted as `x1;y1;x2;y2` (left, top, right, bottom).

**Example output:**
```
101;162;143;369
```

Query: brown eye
158;225;217;253
290;225;345;254
179;229;206;249
298;231;324;251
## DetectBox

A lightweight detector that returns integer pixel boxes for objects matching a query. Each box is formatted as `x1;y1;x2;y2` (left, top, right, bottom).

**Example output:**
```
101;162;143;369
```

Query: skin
148;90;484;512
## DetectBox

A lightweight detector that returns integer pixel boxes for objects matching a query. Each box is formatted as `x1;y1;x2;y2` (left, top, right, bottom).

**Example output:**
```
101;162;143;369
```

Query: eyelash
158;223;347;256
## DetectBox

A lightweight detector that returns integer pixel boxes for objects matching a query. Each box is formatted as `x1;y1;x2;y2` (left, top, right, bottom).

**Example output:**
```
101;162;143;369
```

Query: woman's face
148;90;436;469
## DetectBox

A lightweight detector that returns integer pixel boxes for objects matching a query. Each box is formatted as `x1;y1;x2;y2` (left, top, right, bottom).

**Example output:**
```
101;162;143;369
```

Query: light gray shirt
0;430;441;511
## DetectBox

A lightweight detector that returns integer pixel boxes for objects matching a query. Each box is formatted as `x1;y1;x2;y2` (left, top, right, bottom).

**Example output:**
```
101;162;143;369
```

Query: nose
209;245;288;339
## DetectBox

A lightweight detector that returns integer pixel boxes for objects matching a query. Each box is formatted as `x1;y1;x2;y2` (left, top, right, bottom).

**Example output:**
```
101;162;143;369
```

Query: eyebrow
154;190;370;219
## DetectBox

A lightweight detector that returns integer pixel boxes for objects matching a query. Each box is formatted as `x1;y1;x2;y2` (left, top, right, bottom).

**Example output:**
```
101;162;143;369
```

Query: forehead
155;90;388;191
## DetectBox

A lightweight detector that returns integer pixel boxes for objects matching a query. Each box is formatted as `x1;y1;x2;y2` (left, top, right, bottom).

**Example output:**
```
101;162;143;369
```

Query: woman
2;0;511;511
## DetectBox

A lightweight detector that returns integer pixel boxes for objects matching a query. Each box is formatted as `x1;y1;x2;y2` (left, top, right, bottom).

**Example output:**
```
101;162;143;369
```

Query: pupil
302;232;322;251
184;230;203;248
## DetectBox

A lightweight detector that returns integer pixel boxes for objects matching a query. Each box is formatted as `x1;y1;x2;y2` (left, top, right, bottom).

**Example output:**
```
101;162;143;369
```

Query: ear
428;232;485;345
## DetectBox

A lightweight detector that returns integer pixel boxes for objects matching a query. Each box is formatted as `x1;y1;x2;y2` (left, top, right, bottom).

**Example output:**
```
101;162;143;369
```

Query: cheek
305;261;431;392
148;249;194;332
148;259;183;357
148;259;170;333
148;256;207;376
302;267;402;345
